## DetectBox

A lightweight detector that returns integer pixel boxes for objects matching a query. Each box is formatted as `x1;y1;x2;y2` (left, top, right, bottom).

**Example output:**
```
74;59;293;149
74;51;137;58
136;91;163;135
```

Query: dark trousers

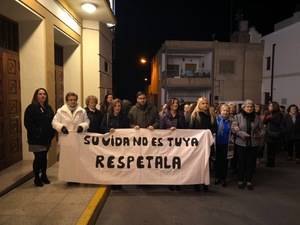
237;146;257;183
286;140;300;159
231;144;238;173
215;144;228;180
267;142;280;167
33;151;48;178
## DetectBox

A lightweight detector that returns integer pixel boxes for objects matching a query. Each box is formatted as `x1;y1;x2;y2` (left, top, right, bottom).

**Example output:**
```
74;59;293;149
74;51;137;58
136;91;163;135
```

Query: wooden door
55;66;64;110
0;49;22;170
54;44;64;110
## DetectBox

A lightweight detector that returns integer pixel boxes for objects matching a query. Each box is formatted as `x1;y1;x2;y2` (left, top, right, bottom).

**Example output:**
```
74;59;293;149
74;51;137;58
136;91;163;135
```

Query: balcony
167;71;211;78
163;76;211;88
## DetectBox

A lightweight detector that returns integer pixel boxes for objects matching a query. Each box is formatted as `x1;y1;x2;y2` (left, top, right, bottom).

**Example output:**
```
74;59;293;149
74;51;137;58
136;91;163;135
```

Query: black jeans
231;144;238;172
237;146;257;183
33;151;48;178
267;142;280;166
286;140;300;159
215;144;228;181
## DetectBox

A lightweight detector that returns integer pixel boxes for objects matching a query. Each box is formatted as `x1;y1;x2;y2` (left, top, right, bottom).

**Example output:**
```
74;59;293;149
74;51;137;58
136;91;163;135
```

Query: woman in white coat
52;92;89;134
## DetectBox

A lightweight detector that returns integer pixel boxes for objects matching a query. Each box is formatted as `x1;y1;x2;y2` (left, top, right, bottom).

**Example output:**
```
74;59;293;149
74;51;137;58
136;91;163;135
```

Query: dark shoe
222;181;227;187
238;181;245;189
67;182;80;185
246;182;254;190
34;178;43;187
168;185;175;191
175;185;181;191
41;175;50;184
296;158;300;164
111;185;122;190
194;184;201;192
215;179;221;185
203;185;209;192
287;157;293;161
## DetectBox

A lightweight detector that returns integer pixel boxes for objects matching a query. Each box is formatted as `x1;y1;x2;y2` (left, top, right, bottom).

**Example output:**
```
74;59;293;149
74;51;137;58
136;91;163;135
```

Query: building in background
262;9;300;106
0;0;115;171
149;39;263;107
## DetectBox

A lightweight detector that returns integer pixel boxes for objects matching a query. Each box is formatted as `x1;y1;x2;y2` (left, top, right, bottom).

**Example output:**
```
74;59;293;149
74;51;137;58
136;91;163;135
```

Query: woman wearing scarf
24;88;55;187
215;104;231;187
160;98;186;191
232;99;263;190
52;92;89;135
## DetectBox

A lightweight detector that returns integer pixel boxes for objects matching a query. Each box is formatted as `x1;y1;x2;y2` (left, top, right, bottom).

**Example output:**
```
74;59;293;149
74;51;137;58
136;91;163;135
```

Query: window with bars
167;64;179;77
266;56;271;71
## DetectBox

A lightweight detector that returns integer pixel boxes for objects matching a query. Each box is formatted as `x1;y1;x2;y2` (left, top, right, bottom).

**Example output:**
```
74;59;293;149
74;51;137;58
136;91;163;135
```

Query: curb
76;186;110;225
0;172;34;197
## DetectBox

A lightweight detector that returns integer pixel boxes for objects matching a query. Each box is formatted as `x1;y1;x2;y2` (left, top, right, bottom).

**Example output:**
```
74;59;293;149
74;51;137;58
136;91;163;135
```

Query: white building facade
262;20;300;106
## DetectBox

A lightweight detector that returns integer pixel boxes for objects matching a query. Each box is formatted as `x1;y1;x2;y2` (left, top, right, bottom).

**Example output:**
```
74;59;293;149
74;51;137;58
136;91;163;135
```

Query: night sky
113;0;300;103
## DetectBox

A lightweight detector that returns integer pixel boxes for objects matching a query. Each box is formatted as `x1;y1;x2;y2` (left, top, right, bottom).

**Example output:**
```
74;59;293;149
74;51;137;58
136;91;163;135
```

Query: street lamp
140;58;147;64
144;78;148;82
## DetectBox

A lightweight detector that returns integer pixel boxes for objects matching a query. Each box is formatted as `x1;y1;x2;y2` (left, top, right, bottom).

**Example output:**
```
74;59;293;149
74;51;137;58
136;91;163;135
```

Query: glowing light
81;3;97;14
140;58;147;64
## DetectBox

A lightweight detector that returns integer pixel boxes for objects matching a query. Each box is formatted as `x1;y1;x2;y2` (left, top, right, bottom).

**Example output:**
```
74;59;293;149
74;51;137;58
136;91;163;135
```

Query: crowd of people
24;88;300;190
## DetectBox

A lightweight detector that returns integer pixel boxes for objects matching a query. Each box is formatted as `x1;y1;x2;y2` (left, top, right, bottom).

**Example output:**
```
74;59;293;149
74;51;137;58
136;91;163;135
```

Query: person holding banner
52;92;89;135
100;98;129;134
24;88;55;187
189;97;216;191
100;93;113;114
160;98;186;130
100;98;129;190
232;99;263;190
128;91;159;130
215;104;231;187
160;98;186;191
85;95;103;133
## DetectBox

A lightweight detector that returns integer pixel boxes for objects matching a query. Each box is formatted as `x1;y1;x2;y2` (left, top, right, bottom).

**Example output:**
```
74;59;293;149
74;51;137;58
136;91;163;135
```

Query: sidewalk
0;163;107;225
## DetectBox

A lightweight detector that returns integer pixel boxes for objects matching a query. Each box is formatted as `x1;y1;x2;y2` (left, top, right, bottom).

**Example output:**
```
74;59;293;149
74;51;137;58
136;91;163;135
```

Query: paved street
96;155;300;225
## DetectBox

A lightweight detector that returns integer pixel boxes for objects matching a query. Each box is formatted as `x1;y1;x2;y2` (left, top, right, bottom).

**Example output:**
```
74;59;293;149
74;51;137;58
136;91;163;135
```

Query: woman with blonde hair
189;97;216;191
190;97;216;131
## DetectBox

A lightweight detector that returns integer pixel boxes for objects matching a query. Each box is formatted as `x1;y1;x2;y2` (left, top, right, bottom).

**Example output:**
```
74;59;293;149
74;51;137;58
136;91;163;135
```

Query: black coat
189;111;216;133
85;107;103;133
100;113;129;133
160;111;186;129
264;112;284;143
283;114;300;141
24;103;55;146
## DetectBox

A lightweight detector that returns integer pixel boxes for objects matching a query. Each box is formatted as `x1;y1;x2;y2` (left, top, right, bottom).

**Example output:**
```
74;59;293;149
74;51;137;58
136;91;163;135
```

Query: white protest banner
58;129;214;185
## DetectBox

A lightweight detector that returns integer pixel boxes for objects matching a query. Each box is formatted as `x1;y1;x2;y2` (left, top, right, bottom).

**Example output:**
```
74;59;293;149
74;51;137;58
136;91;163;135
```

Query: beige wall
154;41;263;104
82;20;100;102
19;20;46;160
99;23;113;99
64;45;82;104
214;43;263;102
3;0;114;166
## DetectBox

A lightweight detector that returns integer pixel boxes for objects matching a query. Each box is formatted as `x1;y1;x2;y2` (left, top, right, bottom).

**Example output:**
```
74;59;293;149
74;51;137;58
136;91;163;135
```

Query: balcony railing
166;71;211;78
